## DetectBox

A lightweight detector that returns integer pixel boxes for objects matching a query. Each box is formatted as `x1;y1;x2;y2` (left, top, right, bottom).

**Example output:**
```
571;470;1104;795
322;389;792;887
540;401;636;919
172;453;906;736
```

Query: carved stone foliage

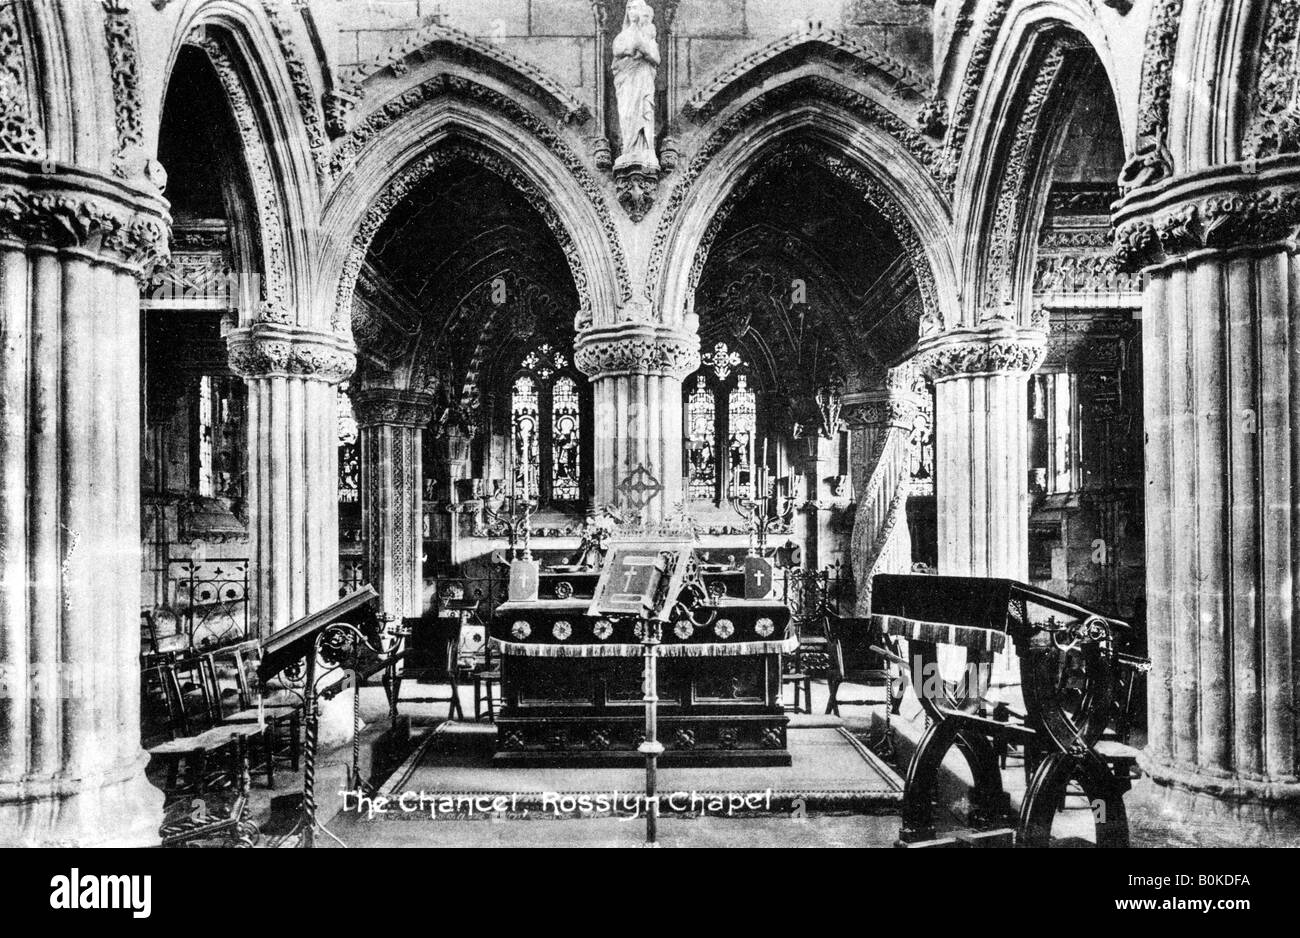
1245;0;1300;159
103;4;146;179
1114;179;1300;270
650;74;938;304
573;326;700;381
262;1;328;177
939;0;1013;192
0;1;41;159
330;74;628;304
680;140;941;335
226;322;356;383
680;27;929;123
339;140;609;336
981;41;1069;317
350;387;435;428
191;34;291;323
911;331;1046;382
0;167;170;273
1120;0;1183;190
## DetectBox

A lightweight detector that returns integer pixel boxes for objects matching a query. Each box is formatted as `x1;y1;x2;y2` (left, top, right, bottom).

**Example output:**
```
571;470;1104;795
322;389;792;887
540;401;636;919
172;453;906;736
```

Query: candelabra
482;481;539;559
727;465;795;556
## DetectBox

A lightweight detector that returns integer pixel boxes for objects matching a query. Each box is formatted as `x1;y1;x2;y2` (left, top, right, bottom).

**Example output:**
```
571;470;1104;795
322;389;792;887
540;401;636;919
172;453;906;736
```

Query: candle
257;690;265;729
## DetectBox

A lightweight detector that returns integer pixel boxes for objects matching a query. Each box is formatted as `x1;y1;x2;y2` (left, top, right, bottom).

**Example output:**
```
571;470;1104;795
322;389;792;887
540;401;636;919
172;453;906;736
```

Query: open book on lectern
587;539;693;622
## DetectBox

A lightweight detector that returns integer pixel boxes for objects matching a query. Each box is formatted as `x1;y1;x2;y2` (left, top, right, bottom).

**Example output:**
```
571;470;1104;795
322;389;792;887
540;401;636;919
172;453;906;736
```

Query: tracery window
510;343;585;505
685;341;760;503
686;377;717;501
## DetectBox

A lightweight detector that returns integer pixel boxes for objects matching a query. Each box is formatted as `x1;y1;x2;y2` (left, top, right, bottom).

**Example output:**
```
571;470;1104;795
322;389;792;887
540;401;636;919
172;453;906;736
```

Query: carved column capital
574;322;700;380
0;160;170;273
351;387;436;429
226;321;357;384
910;326;1046;383
1113;157;1300;271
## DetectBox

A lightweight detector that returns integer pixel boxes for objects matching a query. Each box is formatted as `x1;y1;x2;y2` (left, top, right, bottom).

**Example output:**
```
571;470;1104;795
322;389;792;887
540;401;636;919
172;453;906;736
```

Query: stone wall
328;0;932;105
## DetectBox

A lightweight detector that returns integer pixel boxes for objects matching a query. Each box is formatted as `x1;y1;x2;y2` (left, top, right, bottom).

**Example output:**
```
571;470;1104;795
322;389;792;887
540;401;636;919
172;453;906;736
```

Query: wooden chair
472;647;501;723
781;660;813;713
824;614;905;716
140;608;188;665
159;735;259;848
143;657;276;796
208;642;301;771
441;595;498;722
389;615;466;721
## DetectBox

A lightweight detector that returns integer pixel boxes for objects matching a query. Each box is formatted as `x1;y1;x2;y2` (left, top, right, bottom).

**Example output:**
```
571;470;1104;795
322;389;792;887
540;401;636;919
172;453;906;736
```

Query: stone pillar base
0;759;164;847
1126;774;1300;847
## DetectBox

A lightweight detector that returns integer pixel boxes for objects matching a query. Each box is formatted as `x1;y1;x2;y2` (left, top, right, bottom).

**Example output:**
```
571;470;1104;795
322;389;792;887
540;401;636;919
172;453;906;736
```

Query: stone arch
690;140;944;339
952;9;1129;328
1125;1;1293;178
158;3;322;325
938;0;1129;187
321;90;629;339
652;89;956;337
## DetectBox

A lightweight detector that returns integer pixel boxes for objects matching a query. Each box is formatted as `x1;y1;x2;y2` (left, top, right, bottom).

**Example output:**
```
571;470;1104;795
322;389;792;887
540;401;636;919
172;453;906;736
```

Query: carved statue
612;0;660;172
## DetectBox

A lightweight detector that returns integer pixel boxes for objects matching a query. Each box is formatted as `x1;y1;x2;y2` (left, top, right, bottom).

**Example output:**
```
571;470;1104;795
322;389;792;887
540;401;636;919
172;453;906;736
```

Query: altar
488;555;796;768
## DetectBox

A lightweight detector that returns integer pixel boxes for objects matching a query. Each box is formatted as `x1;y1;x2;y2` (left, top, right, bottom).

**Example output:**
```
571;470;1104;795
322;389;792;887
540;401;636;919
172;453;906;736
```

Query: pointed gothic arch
321;90;629;347
651;93;957;338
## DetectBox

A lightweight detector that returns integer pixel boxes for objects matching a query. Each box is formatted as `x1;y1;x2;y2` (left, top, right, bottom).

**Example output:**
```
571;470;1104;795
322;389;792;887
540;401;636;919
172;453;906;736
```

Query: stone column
352;389;432;619
227;322;355;633
0;161;170;845
1113;159;1300;835
574;322;699;520
913;328;1045;580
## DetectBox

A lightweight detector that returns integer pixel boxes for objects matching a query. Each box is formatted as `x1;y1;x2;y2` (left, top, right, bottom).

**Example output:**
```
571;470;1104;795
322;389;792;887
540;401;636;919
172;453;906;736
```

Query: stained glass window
728;374;756;499
511;344;585;505
908;411;934;496
511;375;540;499
684;346;763;505
687;376;717;501
551;376;581;502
